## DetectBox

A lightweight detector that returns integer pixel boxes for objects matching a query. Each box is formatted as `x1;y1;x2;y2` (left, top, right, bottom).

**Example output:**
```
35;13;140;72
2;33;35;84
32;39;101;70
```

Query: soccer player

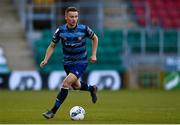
40;6;98;119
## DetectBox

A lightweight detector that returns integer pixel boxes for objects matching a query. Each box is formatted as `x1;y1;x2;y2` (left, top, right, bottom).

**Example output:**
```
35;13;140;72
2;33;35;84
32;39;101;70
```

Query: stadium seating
126;29;178;54
163;30;178;53
132;0;146;26
33;28;179;72
145;31;160;53
127;30;141;53
132;0;180;28
33;29;125;72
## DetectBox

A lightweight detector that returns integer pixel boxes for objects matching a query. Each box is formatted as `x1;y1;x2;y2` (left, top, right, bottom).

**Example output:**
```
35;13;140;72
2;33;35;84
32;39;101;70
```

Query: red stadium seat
132;0;180;28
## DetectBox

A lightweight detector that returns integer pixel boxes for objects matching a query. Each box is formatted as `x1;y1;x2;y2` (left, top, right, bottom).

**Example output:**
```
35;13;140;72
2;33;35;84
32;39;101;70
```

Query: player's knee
72;86;77;90
62;80;70;88
72;83;81;90
71;84;79;90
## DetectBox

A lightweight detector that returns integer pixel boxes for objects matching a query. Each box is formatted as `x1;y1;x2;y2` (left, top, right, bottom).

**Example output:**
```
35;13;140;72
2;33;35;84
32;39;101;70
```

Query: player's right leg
72;80;98;103
42;73;78;119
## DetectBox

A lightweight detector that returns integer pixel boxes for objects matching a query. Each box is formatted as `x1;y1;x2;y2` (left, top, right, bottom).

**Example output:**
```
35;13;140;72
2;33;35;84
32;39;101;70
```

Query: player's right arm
40;27;60;68
40;42;56;68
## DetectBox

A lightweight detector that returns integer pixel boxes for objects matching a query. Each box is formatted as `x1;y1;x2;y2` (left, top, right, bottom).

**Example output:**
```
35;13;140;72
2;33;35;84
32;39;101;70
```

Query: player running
40;6;98;119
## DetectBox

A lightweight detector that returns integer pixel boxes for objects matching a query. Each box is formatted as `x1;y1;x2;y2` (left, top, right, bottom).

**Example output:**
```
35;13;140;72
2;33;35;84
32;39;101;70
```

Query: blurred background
0;0;180;91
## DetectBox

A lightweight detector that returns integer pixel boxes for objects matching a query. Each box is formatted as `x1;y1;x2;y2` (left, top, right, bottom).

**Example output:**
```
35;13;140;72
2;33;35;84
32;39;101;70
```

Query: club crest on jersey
78;37;82;41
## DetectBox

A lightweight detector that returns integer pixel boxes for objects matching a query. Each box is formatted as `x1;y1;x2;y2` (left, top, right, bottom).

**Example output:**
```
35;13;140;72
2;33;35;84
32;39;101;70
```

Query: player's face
65;11;78;28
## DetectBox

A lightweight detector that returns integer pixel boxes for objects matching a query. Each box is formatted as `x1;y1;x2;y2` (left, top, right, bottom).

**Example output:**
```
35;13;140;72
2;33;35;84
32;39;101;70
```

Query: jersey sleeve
85;26;94;39
52;28;60;43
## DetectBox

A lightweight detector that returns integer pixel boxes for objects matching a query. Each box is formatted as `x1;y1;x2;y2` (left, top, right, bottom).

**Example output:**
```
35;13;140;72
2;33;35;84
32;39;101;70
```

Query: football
69;106;85;120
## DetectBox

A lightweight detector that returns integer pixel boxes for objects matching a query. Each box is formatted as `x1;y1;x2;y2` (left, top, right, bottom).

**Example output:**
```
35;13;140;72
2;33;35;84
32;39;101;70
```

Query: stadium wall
0;70;124;91
1;71;180;91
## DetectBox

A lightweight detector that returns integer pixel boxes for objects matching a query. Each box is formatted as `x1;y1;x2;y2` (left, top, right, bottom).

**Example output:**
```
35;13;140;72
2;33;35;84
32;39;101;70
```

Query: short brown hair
65;6;78;15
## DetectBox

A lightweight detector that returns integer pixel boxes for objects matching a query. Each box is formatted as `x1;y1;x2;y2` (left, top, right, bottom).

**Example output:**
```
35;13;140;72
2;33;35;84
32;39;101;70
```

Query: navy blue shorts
64;63;88;79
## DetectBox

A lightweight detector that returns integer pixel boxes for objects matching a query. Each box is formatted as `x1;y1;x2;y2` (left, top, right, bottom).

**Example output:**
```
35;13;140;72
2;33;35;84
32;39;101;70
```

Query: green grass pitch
0;89;180;124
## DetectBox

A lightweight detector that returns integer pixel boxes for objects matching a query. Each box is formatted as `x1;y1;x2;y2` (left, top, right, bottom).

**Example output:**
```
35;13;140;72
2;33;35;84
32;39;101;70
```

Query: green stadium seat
127;30;141;53
42;29;53;38
145;31;160;53
163;30;178;53
34;39;50;48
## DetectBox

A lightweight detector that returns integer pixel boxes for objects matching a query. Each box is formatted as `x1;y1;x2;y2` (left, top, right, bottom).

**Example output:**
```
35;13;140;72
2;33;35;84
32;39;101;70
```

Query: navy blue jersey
52;24;94;65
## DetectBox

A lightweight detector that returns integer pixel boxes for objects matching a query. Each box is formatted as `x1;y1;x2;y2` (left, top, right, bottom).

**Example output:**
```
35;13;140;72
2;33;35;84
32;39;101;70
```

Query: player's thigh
71;79;81;89
63;73;78;87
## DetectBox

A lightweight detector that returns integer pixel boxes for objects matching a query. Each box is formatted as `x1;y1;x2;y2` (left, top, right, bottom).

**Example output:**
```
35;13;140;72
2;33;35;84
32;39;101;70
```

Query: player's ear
65;11;68;20
65;14;67;20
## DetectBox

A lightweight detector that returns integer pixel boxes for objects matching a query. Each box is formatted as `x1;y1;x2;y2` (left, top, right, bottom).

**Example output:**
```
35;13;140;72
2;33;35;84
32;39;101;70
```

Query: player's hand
40;60;47;68
90;55;97;63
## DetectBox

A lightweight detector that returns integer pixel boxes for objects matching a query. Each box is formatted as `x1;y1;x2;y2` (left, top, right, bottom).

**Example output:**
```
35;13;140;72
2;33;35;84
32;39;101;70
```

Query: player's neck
66;23;77;29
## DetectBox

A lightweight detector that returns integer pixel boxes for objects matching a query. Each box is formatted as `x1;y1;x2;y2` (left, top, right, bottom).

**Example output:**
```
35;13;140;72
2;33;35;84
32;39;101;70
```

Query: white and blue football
69;106;85;120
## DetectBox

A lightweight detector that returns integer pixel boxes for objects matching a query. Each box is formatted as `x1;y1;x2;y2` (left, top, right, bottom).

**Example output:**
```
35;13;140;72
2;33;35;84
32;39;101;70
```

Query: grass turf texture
0;89;180;124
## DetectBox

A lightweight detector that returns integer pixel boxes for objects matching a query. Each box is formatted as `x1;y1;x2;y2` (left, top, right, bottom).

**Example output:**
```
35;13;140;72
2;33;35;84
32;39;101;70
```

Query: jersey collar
66;23;78;30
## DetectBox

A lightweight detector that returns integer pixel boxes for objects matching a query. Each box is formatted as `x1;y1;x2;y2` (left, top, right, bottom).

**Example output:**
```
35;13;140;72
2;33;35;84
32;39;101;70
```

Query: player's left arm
90;33;98;63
